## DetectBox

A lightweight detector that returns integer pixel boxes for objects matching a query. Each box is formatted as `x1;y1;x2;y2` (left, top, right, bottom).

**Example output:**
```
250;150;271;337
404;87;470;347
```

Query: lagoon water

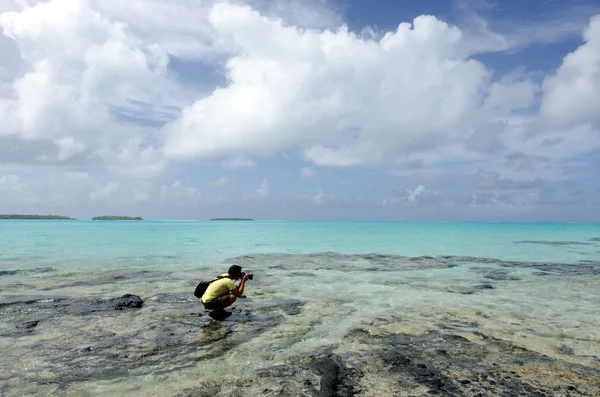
2;220;599;272
1;220;600;395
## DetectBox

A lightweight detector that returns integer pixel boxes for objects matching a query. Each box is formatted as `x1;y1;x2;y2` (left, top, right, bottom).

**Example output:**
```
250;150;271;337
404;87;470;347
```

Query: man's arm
231;274;249;297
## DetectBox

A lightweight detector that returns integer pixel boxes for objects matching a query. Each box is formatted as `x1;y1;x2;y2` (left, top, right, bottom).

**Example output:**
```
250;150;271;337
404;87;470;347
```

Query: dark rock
253;299;304;316
473;284;494;289
471;267;521;281
111;294;144;310
313;353;361;397
0;267;57;277
17;320;39;330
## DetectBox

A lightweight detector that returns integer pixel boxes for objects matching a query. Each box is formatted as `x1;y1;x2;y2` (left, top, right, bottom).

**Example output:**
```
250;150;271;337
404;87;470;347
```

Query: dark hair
228;264;242;278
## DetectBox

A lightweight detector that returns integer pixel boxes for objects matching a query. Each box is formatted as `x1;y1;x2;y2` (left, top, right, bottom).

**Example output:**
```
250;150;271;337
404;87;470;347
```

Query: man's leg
206;293;237;319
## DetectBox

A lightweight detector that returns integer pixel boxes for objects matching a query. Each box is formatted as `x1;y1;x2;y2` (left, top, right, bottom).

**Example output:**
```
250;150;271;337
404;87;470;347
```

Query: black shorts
203;294;232;310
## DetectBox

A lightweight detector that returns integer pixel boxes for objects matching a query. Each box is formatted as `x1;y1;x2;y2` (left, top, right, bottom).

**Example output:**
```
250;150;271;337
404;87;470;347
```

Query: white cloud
211;176;231;187
109;139;168;179
0;174;24;195
0;0;177;174
456;1;600;54
90;182;119;200
163;3;538;167
221;157;255;169
54;137;86;161
312;189;324;205
540;15;600;127
300;167;317;178
256;178;269;197
132;187;150;202
408;185;426;202
92;0;341;61
159;180;201;203
386;184;441;206
0;1;598;220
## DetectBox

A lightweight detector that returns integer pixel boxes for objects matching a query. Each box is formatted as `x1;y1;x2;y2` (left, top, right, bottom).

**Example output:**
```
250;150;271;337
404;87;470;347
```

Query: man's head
228;264;243;280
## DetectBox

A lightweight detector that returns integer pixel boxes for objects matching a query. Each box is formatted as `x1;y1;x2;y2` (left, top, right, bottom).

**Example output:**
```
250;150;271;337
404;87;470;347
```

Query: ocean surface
1;220;600;273
1;220;600;395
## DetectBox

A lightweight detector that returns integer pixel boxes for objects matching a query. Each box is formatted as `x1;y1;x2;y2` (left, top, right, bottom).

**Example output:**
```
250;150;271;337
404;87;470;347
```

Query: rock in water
111;294;143;310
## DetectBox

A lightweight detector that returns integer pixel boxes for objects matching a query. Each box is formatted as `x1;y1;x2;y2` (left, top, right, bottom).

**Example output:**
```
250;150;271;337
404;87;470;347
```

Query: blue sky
1;0;600;221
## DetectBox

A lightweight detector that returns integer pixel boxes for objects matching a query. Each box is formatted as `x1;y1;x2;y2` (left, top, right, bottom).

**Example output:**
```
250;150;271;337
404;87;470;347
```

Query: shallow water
1;221;600;274
1;221;600;395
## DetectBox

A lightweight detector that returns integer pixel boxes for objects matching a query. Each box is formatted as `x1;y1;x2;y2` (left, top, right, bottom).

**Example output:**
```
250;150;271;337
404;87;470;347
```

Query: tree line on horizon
0;214;255;221
0;214;76;220
0;214;143;220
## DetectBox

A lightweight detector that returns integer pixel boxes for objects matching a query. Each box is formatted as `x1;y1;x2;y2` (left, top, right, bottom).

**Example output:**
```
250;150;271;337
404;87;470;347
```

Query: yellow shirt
201;274;236;303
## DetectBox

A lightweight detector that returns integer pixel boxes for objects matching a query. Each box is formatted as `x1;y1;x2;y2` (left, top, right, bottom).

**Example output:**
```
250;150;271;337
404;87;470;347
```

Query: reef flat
1;253;599;396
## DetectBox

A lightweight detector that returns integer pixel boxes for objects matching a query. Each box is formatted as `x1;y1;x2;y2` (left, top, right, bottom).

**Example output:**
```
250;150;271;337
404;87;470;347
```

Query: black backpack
193;275;230;299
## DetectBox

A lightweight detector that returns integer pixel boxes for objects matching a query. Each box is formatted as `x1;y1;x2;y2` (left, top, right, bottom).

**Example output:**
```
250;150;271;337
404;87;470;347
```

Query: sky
1;0;600;221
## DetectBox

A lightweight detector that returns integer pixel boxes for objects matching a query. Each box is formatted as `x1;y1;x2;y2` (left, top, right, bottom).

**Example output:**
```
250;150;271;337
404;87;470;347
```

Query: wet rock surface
470;267;522;281
0;286;307;393
1;254;599;396
177;326;600;397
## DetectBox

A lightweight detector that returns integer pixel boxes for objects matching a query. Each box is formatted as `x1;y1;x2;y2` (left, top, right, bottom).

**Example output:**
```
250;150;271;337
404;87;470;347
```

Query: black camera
241;272;254;280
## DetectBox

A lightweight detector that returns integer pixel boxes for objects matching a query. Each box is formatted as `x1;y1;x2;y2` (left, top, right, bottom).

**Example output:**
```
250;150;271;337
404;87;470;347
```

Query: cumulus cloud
474;170;545;190
312;189;325;205
92;0;341;61
256;178;269;197
163;3;539;167
385;185;442;207
541;15;600;127
300;167;317;178
211;176;231;187
221;157;255;169
90;182;119;200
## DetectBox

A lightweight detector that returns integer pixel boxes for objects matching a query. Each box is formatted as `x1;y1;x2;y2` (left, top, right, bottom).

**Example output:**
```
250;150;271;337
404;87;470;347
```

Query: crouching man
201;264;249;320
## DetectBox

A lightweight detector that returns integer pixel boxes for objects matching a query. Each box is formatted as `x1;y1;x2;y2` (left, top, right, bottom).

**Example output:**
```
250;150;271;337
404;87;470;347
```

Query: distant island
0;214;76;220
92;216;143;221
209;218;254;221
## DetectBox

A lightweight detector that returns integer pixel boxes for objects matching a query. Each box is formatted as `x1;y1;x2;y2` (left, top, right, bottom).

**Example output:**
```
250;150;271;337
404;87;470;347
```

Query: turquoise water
1;220;599;273
2;220;600;395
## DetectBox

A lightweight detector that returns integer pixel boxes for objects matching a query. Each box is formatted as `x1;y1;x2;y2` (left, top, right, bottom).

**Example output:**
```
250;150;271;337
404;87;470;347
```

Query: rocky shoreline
1;254;599;396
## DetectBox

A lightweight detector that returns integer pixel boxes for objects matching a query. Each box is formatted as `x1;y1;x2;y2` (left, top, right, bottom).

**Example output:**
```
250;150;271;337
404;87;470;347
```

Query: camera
241;272;254;280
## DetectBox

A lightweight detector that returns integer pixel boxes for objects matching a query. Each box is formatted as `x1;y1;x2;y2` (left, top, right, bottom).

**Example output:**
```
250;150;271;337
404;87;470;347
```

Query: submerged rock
470;267;521;281
178;326;600;396
514;240;592;246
